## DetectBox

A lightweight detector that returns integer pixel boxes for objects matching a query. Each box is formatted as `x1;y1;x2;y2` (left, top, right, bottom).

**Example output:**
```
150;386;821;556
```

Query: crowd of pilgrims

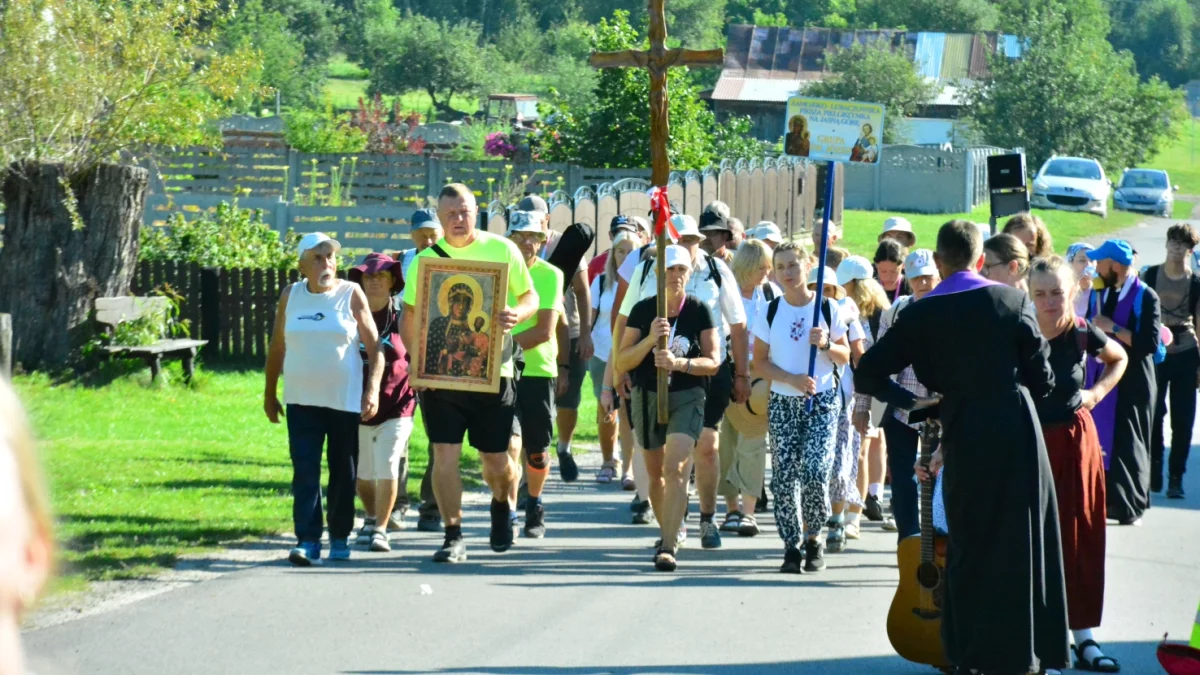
268;186;1197;675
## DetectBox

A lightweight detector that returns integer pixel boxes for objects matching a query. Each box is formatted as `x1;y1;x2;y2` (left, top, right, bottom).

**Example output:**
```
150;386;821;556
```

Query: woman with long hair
982;233;1032;290
1029;256;1128;674
592;232;637;486
844;260;892;538
718;239;779;536
0;378;54;675
1004;212;1055;258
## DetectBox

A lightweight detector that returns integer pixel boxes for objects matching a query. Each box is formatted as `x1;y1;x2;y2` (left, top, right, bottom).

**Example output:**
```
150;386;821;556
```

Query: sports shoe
329;538;351;561
356;518;377;546
1167;476;1185;499
804;539;825;572
557;450;579;482
827;524;846;553
369;529;391;552
863;495;884;521
780;546;804;574
416;514;443;533
738;513;760;537
432;537;467;563
699;521;722;549
881;516;898;532
631;500;655;525
720;511;743;532
288;541;321;567
524;501;546;538
490;500;514;553
386;511;406;532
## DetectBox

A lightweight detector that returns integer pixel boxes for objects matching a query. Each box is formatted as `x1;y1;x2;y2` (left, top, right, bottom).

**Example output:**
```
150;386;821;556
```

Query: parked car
1030;156;1111;217
1114;168;1176;217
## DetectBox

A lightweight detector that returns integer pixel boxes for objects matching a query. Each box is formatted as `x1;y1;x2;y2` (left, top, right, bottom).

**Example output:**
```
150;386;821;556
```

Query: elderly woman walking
264;233;384;566
348;253;417;553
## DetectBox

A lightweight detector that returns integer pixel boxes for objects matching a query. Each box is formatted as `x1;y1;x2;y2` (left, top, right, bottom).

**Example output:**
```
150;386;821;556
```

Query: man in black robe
1084;239;1162;524
856;220;1069;675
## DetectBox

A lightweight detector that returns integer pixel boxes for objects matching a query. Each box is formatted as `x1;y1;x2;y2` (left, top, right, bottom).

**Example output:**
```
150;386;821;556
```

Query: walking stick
807;160;838;412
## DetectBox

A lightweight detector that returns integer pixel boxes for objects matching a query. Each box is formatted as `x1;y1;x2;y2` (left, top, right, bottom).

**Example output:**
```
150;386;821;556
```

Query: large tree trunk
0;162;148;370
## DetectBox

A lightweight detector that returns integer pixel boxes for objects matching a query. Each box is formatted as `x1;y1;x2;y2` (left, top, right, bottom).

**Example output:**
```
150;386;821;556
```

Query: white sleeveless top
283;280;363;413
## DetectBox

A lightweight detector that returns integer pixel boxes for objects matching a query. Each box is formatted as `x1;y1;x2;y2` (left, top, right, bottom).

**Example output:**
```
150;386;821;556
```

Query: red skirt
1043;407;1107;629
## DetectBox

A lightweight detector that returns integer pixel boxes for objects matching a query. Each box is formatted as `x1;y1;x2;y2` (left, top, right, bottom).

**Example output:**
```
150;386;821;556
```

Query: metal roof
713;25;1015;104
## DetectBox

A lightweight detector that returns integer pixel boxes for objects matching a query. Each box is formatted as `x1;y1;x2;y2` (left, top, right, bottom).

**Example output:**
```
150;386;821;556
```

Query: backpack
766;295;840;395
1130;283;1168;365
761;281;776;303
638;252;723;290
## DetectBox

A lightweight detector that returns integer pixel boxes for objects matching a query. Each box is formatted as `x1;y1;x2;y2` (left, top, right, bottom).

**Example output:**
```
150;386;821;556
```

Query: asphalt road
24;439;1200;675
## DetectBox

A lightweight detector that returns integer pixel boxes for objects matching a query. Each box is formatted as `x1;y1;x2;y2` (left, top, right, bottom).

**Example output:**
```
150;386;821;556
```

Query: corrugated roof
941;34;973;81
915;33;946;79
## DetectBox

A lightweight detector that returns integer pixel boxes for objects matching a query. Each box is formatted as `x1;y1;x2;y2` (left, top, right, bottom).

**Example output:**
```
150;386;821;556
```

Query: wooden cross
589;0;724;422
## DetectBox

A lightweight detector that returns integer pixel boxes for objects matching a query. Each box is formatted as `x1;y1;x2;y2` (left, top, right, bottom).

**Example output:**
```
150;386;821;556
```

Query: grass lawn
1143;120;1200;196
837;203;1147;259
323;77;480;117
15;360;601;585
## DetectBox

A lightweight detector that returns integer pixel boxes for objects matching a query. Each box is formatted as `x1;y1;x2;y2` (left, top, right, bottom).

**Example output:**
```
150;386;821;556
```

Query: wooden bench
94;297;208;382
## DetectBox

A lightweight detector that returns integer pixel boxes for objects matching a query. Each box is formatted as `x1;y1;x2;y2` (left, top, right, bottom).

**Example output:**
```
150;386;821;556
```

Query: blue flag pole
807;160;838;412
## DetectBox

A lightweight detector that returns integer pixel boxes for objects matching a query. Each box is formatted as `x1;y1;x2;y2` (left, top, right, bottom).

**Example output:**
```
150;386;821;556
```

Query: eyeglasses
980;261;1007;277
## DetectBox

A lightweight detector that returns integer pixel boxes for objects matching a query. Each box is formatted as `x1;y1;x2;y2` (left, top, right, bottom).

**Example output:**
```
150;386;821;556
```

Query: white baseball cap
752;222;784;244
663;244;692;269
297;232;341;257
836;255;873;286
672;214;701;240
904;248;938;278
806;266;846;300
506;210;544;235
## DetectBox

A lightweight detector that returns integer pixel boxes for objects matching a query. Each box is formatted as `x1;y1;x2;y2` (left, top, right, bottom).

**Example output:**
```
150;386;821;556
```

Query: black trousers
1152;346;1199;479
883;416;920;543
286;404;358;543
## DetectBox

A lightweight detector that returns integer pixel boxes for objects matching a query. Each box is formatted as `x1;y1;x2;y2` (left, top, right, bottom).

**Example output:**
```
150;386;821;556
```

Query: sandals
596;462;617;484
1074;640;1120;672
738;514;760;537
621;473;636;491
720;511;743;532
653;547;677;572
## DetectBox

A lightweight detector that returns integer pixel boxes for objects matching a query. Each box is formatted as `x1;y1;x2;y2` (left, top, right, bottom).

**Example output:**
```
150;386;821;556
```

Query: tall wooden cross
589;0;724;422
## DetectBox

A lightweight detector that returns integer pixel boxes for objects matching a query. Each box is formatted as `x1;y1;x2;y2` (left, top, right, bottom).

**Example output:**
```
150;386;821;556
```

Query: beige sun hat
725;377;770;437
806;266;846;300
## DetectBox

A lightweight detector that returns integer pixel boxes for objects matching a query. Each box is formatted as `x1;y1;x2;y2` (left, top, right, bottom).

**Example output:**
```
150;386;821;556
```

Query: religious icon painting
410;256;509;394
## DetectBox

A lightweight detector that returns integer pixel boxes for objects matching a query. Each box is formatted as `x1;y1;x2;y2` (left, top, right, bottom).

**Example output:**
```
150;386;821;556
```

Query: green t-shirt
513;258;564;378
402;231;535;378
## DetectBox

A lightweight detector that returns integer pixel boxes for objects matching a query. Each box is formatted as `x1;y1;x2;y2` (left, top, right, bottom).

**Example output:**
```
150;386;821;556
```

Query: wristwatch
819;337;831;351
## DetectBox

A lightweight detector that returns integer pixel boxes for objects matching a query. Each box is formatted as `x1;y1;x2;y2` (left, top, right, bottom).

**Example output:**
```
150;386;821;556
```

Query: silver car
1031;157;1111;217
1114;169;1176;217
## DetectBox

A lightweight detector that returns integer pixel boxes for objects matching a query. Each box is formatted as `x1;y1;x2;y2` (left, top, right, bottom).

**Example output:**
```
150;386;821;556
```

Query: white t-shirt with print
751;294;848;397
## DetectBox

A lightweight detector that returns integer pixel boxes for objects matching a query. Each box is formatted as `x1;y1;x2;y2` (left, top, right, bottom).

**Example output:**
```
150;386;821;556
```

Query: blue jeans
883;416;920;543
286;404;359;544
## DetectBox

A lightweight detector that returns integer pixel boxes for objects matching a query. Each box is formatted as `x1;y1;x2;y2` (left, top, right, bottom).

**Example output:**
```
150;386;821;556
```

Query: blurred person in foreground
0;378;54;675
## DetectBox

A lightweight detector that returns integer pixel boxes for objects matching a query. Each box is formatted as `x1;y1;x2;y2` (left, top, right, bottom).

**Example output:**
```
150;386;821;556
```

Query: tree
856;0;998;32
537;10;761;169
970;0;1186;175
0;0;261;369
220;0;314;109
1109;0;1196;86
804;41;938;144
365;12;495;119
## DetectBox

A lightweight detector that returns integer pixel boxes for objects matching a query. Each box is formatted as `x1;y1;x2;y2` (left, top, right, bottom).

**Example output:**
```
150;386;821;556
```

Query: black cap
517;195;548;214
610;215;636;235
698;210;730;232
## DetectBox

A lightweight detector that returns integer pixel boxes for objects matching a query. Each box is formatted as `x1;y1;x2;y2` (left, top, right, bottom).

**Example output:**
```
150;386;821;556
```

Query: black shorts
554;337;587;410
514;375;556;454
704;359;734;430
422;378;517;454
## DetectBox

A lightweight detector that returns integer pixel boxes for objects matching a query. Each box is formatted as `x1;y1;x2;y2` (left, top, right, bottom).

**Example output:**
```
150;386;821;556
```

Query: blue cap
411;208;441;232
1085;240;1134;266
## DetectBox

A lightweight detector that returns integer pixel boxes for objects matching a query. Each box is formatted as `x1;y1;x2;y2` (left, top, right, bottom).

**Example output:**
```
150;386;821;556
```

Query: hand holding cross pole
589;0;723;423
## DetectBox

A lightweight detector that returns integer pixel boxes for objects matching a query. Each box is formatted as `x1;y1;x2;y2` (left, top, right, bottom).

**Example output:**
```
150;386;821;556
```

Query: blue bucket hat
1086;240;1134;266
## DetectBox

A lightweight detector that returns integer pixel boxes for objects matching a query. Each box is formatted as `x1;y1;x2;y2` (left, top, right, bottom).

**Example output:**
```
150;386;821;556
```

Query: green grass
837;203;1144;258
1144;120;1200;196
327;53;368;80
17;359;600;584
1174;198;1195;219
323;77;480;117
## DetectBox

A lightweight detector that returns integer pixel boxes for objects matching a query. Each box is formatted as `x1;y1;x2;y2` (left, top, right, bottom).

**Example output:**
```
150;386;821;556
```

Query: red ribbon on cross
649;186;679;241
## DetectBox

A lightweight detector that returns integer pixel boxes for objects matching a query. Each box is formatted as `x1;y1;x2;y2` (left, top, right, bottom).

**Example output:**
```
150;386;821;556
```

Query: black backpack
637;253;723;290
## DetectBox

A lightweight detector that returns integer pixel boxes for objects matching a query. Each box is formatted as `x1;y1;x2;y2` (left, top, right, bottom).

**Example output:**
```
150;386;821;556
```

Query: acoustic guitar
887;418;951;671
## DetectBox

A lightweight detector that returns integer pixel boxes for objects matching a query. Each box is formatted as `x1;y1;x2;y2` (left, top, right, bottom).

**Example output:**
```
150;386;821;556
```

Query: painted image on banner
411;257;508;394
784;97;886;164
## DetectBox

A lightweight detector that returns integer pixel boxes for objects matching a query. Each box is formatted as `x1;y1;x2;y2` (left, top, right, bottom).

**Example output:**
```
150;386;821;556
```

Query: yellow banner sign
783;97;886;164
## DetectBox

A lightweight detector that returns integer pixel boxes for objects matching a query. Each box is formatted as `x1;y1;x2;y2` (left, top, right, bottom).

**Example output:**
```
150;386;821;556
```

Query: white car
1030;156;1111;217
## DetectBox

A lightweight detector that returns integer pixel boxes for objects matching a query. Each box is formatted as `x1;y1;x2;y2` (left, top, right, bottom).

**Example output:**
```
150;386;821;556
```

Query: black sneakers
864;494;884;521
432;537;467;563
524;501;546;538
1167;476;1185;499
557;450;579;482
490;500;514;552
804;539;826;572
780;547;804;574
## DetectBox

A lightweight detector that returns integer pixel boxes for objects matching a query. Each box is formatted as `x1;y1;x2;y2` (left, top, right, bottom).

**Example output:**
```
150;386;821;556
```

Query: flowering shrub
485;132;518;160
349;94;428;155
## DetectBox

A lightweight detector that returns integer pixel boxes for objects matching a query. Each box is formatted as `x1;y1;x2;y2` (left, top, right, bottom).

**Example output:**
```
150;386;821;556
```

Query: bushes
284;102;368;153
140;199;300;270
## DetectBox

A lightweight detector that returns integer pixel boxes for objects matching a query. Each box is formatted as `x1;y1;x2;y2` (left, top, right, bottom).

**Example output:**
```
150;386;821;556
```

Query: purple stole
1084;275;1144;470
924;270;1002;298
